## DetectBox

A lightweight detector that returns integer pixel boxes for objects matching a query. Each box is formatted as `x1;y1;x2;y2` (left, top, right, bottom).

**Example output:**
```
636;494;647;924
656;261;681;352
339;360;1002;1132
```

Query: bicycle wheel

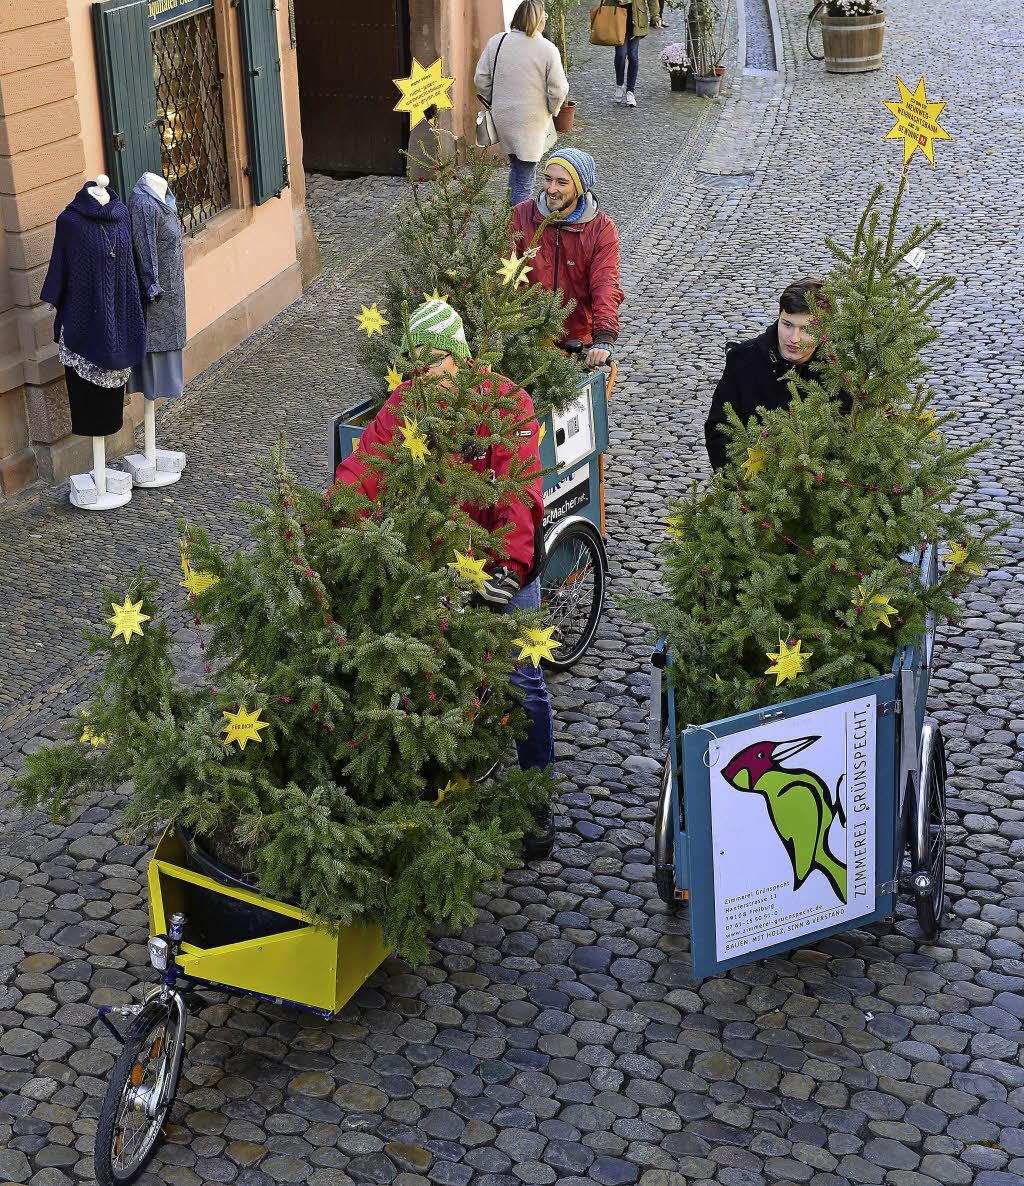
95;994;186;1186
806;2;825;59
539;519;605;671
910;722;947;939
654;757;678;906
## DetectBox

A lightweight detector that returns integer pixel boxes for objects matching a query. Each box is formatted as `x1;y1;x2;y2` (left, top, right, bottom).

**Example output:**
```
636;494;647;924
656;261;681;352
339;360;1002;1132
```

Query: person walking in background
474;1;569;206
614;0;663;107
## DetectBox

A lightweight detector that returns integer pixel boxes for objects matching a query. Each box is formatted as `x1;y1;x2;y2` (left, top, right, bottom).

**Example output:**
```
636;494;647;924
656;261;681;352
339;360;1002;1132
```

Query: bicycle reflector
147;936;169;970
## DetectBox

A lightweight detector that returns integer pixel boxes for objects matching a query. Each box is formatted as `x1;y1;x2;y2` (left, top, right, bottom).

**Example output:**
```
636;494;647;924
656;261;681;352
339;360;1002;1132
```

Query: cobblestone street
2;1;1023;1184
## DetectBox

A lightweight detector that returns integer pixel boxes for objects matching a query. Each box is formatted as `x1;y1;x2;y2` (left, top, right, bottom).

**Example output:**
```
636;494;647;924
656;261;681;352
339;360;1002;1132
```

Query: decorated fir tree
16;324;557;964
361;144;582;416
628;183;1000;725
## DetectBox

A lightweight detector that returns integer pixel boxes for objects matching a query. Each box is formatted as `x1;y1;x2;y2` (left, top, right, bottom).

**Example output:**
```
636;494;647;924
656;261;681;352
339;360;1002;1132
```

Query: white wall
501;0;518;29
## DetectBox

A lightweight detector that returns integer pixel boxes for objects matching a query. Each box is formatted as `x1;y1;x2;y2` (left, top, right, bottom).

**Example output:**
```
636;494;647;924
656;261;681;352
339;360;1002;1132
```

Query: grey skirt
131;349;184;401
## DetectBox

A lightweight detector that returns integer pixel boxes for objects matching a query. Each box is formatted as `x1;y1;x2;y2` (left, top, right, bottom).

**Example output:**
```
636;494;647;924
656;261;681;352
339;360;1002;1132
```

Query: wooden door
293;0;409;176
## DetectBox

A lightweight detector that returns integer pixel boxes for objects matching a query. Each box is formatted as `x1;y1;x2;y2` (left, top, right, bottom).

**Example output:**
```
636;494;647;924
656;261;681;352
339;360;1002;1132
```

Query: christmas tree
362;143;582;416
627;183;1001;725
16;328;557;964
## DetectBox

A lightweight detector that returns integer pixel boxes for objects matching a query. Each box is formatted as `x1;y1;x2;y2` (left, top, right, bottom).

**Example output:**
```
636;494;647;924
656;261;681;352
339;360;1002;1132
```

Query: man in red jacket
511;147;624;367
334;299;556;859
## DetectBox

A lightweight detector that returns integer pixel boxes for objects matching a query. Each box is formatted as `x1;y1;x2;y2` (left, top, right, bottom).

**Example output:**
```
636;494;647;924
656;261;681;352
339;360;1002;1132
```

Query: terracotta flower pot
553;100;576;133
714;64;726;93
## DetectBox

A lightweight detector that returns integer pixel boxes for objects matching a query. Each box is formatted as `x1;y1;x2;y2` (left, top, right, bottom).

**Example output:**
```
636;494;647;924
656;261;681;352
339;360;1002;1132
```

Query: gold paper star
392;57;454;130
853;584;897;630
883;75;953;166
741;447;768;480
514;624;562;667
764;638;812;686
497;251;532;288
398;417;431;464
221;705;269;751
538;421;547;446
663;513;684;540
179;541;218;598
941;542;983;576
106;596;150;644
917;406;940;438
79;712;107;748
435;775;469;804
422;289;448;303
355;302;388;338
386;365;404;393
449;549;488;591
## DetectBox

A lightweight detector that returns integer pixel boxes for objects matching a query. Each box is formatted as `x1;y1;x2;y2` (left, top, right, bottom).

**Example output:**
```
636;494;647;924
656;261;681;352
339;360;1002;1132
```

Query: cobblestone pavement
3;2;1024;1185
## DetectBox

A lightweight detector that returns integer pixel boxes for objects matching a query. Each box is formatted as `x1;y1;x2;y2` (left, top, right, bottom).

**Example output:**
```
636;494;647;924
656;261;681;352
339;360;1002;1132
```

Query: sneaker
625;91;637;107
523;803;555;861
613;85;625;105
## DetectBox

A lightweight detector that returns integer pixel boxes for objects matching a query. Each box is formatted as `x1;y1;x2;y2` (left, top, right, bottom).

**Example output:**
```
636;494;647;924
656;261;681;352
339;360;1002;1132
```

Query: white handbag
475;33;508;149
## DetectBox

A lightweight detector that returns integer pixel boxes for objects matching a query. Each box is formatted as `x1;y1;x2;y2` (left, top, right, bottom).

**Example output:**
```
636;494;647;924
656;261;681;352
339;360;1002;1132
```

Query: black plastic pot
177;825;302;949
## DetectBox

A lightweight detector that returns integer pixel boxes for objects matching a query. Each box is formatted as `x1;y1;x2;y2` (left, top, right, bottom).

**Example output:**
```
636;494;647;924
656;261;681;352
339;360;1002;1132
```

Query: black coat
704;322;828;471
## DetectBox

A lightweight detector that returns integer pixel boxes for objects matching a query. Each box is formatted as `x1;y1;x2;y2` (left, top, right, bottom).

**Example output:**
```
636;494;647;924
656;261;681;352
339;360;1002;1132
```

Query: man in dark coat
705;278;840;472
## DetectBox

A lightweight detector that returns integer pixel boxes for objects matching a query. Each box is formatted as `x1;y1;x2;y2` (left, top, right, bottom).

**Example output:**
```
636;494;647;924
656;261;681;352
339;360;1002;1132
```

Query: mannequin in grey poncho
126;172;187;487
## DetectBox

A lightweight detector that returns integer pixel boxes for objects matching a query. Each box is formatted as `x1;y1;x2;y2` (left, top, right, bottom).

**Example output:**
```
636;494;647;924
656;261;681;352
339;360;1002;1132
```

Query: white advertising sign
709;697;877;961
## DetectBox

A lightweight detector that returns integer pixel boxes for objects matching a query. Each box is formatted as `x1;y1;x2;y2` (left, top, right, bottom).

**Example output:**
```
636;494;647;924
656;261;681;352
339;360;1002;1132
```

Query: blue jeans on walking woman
504;578;554;771
508;155;538;207
614;8;640;93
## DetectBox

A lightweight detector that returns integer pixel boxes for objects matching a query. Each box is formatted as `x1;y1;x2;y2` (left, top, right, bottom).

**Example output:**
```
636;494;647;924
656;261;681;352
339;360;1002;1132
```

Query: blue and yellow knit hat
544;148;596;199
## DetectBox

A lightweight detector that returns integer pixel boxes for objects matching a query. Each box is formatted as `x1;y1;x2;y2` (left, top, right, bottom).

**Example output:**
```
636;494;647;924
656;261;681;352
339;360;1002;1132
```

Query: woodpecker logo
721;735;848;904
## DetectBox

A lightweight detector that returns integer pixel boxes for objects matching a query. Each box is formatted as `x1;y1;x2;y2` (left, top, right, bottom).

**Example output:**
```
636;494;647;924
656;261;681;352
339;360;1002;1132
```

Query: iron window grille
151;9;231;235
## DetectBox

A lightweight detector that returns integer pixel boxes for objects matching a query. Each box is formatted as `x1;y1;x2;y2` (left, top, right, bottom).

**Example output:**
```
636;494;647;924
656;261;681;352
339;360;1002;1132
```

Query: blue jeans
505;578;554;771
508;155;538;207
614;9;640;92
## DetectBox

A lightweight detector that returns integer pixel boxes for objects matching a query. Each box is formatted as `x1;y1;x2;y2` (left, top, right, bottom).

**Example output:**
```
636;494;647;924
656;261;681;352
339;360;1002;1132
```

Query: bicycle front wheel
95;995;186;1186
540;519;606;671
806;2;825;59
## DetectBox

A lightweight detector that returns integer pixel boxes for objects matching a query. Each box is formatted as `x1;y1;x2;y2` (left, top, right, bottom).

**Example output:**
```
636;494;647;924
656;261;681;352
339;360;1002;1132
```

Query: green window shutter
91;1;163;201
236;0;289;205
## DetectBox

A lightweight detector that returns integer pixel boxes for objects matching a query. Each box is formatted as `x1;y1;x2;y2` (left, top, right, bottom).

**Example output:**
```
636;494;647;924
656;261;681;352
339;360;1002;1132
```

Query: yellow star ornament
221;705;269;751
398;417;431;464
106;596;150;645
450;549;488;591
436;776;469;804
385;365;404;393
514;624;562;667
179;540;218;598
355;302;388;338
883;75;953;166
79;712;107;748
764;638;812;686
497;251;532;289
942;542;983;577
853;584;897;631
392;57;454;130
741;447;768;480
422;289;448;303
538;421;547;446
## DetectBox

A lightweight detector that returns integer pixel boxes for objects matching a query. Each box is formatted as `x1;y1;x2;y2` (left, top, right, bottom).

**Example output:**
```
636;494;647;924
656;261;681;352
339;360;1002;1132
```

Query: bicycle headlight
147;936;169;971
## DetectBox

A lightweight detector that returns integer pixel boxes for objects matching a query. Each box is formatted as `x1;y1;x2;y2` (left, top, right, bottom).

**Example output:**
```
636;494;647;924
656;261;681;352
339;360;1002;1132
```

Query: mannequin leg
93;437;107;498
144;400;157;466
69;434;132;511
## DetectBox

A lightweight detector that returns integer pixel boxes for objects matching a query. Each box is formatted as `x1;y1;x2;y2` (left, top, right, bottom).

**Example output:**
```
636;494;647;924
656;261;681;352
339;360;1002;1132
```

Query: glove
476;566;521;609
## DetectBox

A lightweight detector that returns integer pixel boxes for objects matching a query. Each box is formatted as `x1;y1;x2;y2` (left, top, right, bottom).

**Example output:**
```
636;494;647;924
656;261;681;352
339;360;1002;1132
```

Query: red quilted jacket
333;375;543;582
511;194;624;347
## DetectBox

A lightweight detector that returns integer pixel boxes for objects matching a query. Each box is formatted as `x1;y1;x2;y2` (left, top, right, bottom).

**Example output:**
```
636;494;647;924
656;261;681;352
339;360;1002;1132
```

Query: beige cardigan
474;30;569;163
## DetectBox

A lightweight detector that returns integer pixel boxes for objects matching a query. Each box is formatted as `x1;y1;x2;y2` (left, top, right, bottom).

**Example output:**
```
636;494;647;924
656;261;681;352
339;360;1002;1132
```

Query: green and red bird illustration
721;735;848;903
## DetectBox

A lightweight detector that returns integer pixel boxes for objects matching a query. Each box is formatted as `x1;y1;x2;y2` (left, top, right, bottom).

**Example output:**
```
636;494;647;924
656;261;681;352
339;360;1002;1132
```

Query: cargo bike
91;363;619;1185
330;358;616;670
648;544;948;979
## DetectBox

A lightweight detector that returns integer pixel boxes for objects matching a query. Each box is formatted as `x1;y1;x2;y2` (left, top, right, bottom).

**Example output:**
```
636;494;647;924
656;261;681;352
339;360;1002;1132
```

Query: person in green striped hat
335;298;557;859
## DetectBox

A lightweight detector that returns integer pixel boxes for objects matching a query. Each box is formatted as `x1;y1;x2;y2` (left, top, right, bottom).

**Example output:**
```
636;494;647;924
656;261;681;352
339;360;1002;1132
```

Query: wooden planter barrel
822;11;885;73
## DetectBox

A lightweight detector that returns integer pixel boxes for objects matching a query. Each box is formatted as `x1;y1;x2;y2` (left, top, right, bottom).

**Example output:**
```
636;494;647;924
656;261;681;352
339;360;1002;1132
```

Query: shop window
151;8;231;234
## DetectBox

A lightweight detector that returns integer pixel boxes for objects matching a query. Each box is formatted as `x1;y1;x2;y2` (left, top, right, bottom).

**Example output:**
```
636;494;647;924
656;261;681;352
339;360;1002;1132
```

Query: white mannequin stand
69;174;132;511
124;170;186;489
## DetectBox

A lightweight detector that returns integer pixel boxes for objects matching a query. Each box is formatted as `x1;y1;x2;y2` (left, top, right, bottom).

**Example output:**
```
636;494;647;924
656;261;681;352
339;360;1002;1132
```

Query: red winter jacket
333;375;544;582
511;194;624;348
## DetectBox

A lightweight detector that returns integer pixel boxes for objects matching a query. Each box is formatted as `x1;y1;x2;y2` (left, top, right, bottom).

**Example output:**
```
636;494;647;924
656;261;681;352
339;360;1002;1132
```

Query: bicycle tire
94;996;186;1186
910;722;947;939
654;757;678;906
539;519;605;671
806;2;825;59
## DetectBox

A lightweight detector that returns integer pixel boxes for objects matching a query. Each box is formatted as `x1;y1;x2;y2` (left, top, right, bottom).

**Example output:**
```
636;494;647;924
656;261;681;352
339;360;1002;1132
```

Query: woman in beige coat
474;1;569;206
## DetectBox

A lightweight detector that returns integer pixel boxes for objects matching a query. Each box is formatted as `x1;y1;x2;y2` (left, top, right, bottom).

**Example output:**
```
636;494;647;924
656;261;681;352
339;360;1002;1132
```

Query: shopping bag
590;1;626;46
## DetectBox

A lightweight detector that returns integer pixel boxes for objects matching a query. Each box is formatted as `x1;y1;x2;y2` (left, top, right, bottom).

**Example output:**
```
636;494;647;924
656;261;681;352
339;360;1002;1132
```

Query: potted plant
659;41;690;91
689;0;732;96
819;2;885;73
545;0;583;130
